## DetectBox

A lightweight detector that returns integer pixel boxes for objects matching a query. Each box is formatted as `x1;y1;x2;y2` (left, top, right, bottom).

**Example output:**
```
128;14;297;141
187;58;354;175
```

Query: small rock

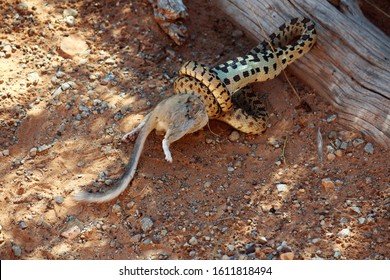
59;35;88;58
321;178;335;192
2;149;10;156
232;29;244;38
334;251;342;259
65;16;75;26
130;234;142;242
327;153;336;161
12;244;22;257
105;58;116;65
338;130;359;142
358;217;365;224
16;2;30;15
326;114;337;123
276;183;289;193
29;147;37;157
258;236;268;245
38;144;51;153
227;166;235;172
227;244;235;251
189;237;198;245
339;142;348;150
339;217;348;224
364;143;374;154
338;228;350;238
27;72;40;86
335;149;343;157
63;8;78;17
328;131;337;139
112;204;122;215
19;221;28;229
228;131;240;141
311;238;321;244
54;196;64;204
352;138;364;147
61;82;71;91
140;217;153;232
280;252;294;260
61;225;81;239
350;206;361;214
267;137;280;148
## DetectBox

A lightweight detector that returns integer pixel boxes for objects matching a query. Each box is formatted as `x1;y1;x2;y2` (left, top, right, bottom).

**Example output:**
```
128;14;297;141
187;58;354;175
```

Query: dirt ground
0;0;388;260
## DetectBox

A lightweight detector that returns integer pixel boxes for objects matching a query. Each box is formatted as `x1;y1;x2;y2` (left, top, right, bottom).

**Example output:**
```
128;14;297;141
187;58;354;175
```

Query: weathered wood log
215;0;390;148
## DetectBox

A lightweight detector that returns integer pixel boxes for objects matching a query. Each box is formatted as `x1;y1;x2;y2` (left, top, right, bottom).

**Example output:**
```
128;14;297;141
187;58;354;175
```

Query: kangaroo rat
74;93;208;203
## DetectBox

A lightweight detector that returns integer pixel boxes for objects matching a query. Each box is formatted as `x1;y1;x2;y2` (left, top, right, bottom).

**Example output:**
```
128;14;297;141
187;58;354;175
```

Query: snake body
174;17;317;133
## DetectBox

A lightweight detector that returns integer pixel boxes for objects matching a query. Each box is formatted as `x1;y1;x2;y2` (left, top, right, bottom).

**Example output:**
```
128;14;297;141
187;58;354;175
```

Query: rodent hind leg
162;127;190;163
161;94;209;162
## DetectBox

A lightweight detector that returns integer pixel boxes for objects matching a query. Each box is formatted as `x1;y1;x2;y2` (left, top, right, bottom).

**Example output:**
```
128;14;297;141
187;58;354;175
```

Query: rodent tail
74;114;156;203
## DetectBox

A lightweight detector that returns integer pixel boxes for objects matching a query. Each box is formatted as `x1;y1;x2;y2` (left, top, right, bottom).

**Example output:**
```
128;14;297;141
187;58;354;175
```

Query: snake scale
75;17;317;203
175;17;317;133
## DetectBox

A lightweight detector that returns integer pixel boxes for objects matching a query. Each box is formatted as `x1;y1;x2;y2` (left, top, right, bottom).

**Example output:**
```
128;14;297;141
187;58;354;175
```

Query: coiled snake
174;17;317;133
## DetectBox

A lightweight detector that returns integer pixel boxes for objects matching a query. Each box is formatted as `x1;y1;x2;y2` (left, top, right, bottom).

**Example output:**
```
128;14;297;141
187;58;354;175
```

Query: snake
174;17;317;133
74;17;317;203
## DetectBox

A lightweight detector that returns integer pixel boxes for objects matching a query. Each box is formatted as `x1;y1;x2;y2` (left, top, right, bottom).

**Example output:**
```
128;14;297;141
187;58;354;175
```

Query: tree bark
215;0;390;148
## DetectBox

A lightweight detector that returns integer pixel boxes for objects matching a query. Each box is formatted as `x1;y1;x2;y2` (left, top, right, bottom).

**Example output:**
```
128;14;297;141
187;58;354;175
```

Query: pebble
338;130;359;142
38;144;51;153
29;147;37;157
280;252;294;260
54;196;64;204
63;8;78;17
2;149;10;156
227;244;235;251
227;167;235;172
16;2;30;15
335;149;343;157
189;236;198;245
364;143;374;154
105;58;116;65
350;206;361;214
321;178;335;192
61;82;71;91
311;238;321;244
327;153;336;161
339;142;348;150
19;221;28;229
334;251;342;258
258;236;268;245
352;138;364;147
337;228;351;238
59;35;88;58
228;131;240;141
131;234;142;242
61;225;81;239
112;204;122;215
326;114;337;123
328;131;337;139
65;16;75;26
232;29;244;38
27;72;40;85
140;217;153;232
340;217;348;224
276;183;289;193
358;217;366;224
12;244;22;257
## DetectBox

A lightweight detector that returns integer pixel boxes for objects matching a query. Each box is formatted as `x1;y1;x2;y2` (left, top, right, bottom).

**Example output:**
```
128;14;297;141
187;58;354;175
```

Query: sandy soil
0;0;388;260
